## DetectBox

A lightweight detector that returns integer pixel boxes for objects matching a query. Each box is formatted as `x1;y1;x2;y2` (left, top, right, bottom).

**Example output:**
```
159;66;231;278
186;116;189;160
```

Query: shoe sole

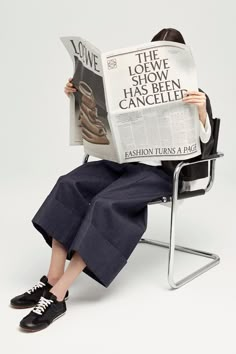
10;303;37;309
19;311;66;332
10;295;69;309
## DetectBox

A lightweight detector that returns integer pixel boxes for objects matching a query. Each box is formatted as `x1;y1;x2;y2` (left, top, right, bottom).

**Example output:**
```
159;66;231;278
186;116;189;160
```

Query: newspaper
60;36;201;163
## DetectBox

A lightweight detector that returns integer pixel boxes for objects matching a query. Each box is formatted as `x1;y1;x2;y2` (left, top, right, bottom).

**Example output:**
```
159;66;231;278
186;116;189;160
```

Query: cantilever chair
82;117;224;289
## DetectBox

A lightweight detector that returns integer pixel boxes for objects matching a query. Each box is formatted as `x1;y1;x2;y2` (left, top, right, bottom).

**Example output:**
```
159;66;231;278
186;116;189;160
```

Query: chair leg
139;199;220;289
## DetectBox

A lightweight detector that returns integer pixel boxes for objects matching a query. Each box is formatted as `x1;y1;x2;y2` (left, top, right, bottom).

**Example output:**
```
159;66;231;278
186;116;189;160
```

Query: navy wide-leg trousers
31;159;180;288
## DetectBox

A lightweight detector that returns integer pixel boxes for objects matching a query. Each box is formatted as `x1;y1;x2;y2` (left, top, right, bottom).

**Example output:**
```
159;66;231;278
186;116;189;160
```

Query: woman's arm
182;89;212;143
199;113;211;143
182;89;207;123
64;77;77;97
182;88;215;158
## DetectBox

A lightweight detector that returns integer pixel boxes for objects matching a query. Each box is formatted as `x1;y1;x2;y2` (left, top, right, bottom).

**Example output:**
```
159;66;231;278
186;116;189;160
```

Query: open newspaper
60;36;201;163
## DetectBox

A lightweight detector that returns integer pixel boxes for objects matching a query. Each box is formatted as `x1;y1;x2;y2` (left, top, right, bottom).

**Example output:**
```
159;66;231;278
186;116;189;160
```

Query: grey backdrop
0;0;234;183
1;0;235;353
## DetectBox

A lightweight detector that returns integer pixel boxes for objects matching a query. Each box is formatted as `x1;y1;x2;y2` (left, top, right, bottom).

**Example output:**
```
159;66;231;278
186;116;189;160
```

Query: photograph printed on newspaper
60;36;119;162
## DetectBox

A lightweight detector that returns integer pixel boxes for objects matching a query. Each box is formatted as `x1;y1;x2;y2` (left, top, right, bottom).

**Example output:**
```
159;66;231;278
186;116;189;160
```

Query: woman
10;28;212;332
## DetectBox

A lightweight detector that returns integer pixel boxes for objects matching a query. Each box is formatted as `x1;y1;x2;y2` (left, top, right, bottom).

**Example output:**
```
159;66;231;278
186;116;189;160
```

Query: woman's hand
182;90;207;127
64;77;77;97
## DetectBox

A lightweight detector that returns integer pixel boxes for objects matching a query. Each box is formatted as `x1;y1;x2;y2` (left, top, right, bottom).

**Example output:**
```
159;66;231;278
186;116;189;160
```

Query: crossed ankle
49;288;67;302
47;276;62;286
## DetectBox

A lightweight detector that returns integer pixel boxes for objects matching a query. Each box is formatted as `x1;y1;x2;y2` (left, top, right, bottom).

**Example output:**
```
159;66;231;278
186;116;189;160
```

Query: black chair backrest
208;117;221;178
211;118;221;154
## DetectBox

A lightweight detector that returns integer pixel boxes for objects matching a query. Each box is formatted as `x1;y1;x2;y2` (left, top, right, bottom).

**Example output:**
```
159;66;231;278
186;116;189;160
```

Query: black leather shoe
19;289;67;332
10;275;69;309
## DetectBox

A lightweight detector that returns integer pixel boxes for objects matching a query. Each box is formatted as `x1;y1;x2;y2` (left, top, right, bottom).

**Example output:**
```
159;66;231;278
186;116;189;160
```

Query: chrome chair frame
82;121;224;289
139;152;224;289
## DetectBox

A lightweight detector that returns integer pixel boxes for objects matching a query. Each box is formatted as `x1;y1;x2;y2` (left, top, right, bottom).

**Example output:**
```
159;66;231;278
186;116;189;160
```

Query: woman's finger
64;90;74;94
182;98;205;104
66;87;77;91
183;93;205;99
184;91;206;98
66;82;77;90
184;90;204;96
183;100;204;104
183;97;206;103
64;86;76;93
183;96;205;101
66;86;76;92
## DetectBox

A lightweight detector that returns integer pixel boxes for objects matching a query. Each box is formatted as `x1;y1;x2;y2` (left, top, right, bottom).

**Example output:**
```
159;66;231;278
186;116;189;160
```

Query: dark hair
151;28;186;44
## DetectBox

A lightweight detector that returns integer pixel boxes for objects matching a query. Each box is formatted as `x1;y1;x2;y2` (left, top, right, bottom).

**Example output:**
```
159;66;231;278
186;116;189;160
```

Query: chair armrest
182;152;224;166
174;151;224;200
82;153;90;164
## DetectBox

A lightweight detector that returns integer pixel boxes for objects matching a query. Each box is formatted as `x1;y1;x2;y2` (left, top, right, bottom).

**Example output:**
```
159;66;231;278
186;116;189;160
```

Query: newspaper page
102;40;201;163
60;36;119;162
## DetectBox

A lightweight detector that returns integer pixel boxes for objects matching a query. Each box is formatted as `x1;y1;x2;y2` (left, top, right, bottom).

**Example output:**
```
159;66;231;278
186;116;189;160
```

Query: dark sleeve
198;88;215;158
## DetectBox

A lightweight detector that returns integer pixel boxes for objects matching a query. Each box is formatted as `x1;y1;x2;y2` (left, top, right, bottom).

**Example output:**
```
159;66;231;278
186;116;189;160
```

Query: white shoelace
26;280;46;294
32;296;54;315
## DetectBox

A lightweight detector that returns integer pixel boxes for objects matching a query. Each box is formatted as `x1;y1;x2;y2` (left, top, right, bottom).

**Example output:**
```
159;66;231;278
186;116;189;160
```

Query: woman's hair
151;28;186;44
